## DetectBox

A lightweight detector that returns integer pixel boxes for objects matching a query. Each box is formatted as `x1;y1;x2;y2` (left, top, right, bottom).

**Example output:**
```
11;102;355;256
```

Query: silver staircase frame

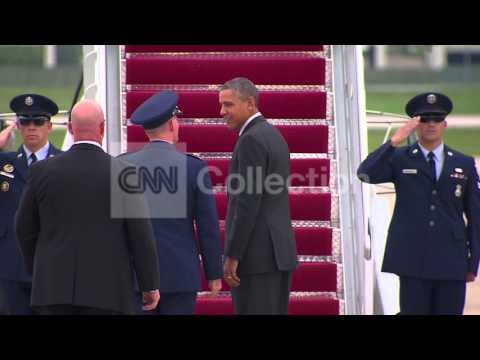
331;46;374;314
79;45;123;156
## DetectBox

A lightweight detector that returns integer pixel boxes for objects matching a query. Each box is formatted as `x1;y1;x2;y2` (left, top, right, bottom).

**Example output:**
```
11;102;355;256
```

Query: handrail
366;110;409;120
365;109;415;145
332;45;371;314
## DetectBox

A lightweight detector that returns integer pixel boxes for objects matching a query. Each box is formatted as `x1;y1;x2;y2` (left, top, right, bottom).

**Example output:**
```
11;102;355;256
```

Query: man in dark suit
358;92;480;315
119;90;223;315
219;77;298;315
0;94;62;315
15;99;160;315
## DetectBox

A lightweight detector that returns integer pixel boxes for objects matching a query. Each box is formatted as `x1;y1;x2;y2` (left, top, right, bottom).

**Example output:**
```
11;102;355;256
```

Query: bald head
69;100;105;143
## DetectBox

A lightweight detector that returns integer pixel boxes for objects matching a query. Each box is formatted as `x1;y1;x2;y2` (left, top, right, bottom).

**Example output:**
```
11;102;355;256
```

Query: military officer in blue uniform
0;93;63;314
358;92;480;315
118;90;223;315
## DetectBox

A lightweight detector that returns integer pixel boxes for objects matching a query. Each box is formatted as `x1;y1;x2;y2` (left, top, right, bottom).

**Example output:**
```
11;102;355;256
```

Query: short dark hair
219;77;259;107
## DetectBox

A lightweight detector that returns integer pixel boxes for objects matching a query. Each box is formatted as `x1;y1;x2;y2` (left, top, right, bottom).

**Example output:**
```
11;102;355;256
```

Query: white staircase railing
71;45;123;156
331;45;374;314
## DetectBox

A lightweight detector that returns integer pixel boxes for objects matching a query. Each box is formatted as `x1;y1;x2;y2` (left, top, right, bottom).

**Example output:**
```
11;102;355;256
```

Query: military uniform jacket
225;116;298;275
0;143;62;282
119;141;223;293
358;140;480;280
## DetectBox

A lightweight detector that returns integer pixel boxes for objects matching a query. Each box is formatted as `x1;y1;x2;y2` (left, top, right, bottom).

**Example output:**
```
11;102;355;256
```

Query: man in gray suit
219;77;298;315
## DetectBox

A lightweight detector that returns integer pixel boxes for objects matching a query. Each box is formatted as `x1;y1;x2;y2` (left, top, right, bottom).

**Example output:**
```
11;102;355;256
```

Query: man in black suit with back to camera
15;99;160;315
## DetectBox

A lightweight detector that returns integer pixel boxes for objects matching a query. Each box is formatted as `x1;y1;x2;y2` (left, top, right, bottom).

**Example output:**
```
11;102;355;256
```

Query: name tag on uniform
0;171;14;179
402;169;418;175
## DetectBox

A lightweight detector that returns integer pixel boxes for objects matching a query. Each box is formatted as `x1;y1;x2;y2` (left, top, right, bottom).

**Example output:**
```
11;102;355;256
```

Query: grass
365;66;480;85
368;127;480;156
366;85;480;115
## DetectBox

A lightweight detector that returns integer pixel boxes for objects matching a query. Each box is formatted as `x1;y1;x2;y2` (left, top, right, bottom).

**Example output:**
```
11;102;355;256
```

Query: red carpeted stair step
214;190;331;221
292;226;333;255
125;45;325;53
195;295;235;315
200;261;337;292
196;222;333;261
288;190;332;221
127;123;329;153
210;222;333;255
288;294;339;315
292;261;337;292
194;293;339;315
204;157;330;187
126;89;327;119
126;54;326;85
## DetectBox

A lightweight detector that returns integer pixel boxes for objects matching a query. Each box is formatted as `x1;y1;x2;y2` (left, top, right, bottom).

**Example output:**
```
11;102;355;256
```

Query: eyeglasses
17;116;50;127
419;115;445;123
420;116;445;123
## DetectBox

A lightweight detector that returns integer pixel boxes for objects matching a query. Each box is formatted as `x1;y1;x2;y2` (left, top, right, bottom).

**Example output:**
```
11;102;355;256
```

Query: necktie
30;153;37;166
427;151;436;181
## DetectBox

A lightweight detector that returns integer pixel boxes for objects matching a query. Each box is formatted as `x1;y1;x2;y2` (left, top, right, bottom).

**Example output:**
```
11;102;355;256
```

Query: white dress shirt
23;142;51;166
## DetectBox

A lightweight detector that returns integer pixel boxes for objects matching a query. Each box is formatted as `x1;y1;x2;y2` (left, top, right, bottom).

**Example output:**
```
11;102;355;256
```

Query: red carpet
124;45;342;314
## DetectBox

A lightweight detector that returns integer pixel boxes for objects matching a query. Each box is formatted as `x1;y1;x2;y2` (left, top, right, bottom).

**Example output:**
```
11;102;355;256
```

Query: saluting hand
142;289;160;311
223;257;241;288
0;122;16;149
391;117;420;147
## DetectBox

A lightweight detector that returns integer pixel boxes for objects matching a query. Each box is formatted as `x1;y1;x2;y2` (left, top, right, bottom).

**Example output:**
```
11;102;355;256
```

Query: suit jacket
0;143;62;282
225;116;298;275
15;143;160;314
358;140;480;280
118;141;223;293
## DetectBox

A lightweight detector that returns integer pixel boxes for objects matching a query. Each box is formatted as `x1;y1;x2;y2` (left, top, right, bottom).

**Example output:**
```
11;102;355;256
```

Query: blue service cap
131;90;182;129
10;93;59;119
405;92;453;121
